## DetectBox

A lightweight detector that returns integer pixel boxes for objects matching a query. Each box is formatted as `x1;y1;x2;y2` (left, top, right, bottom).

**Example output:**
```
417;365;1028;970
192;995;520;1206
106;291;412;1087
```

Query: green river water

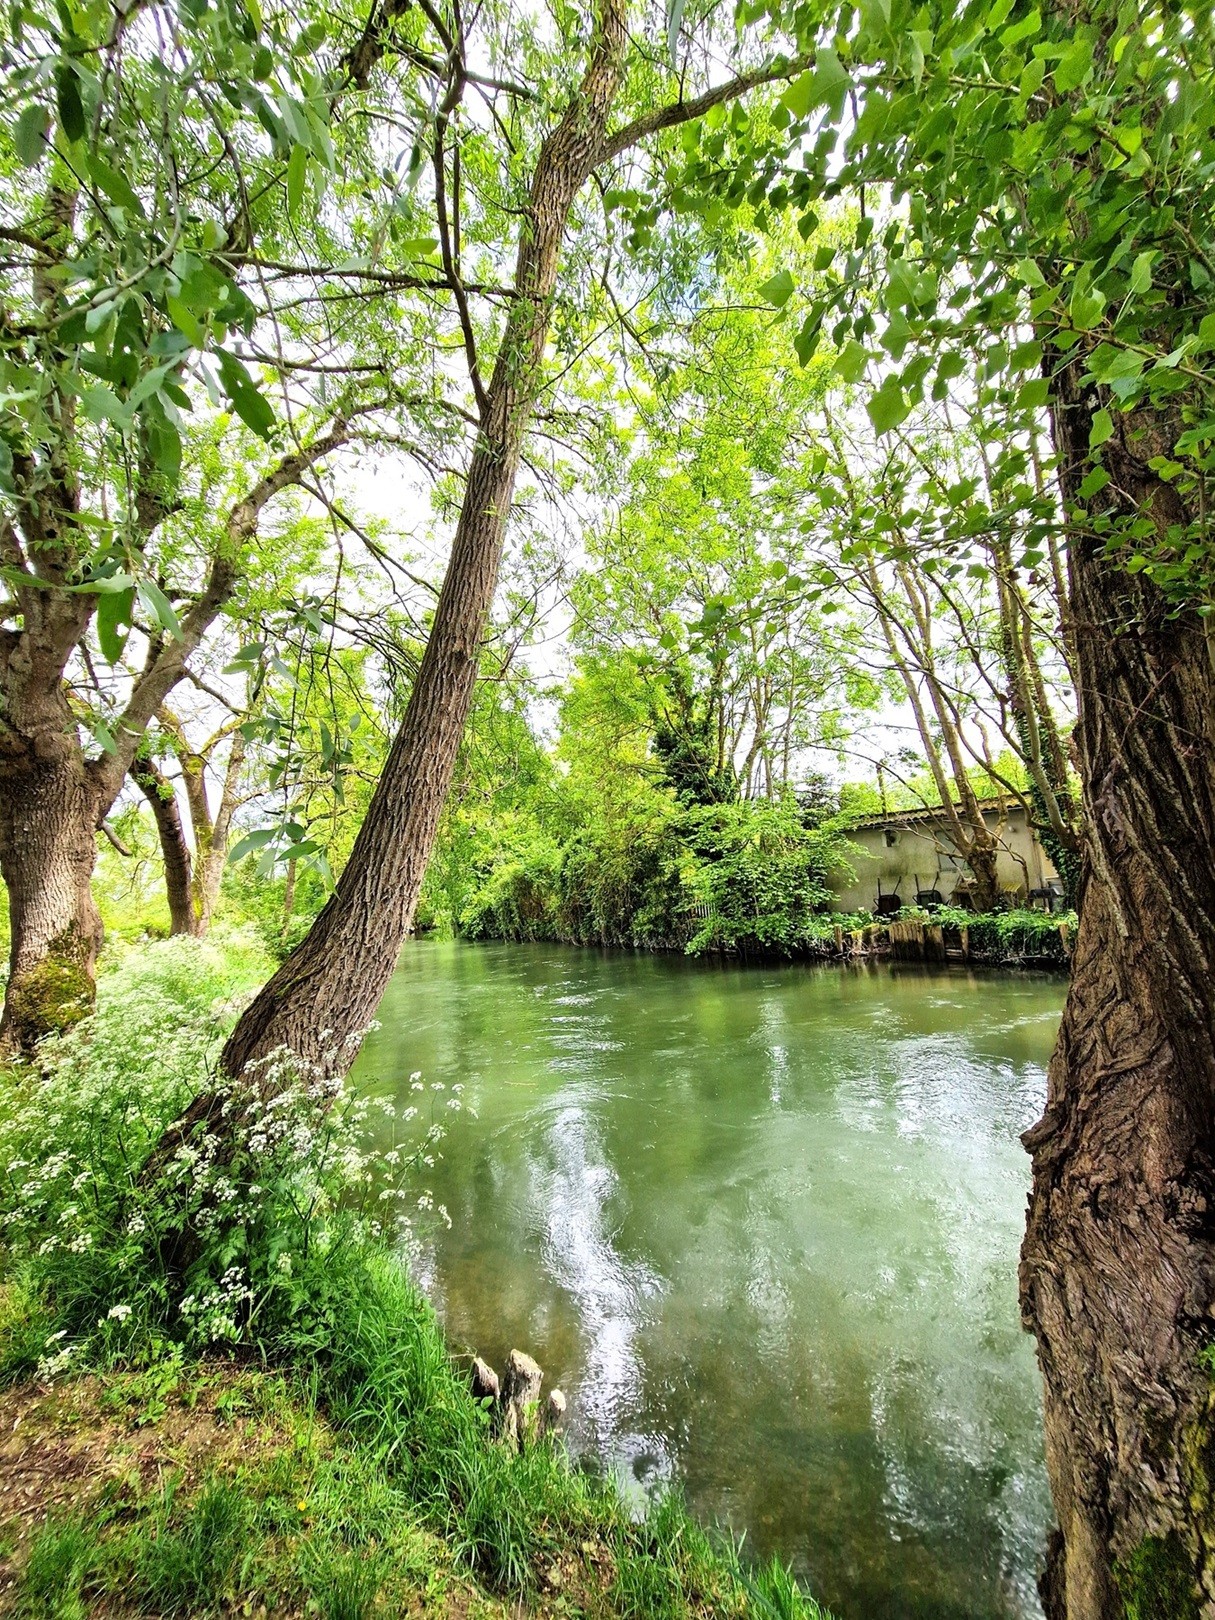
354;940;1064;1620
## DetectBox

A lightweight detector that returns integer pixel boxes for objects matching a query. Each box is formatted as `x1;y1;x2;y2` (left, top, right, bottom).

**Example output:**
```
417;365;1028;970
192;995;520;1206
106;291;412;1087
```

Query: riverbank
0;934;827;1620
454;905;1074;971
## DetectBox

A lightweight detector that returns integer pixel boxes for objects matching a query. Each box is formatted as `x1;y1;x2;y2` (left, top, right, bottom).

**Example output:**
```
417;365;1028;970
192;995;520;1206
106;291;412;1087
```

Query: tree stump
471;1356;500;1404
543;1388;567;1436
501;1349;544;1449
469;1349;565;1449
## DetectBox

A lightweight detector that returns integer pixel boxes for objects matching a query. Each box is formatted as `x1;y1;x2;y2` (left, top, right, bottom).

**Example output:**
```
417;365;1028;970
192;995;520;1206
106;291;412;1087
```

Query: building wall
828;804;1059;914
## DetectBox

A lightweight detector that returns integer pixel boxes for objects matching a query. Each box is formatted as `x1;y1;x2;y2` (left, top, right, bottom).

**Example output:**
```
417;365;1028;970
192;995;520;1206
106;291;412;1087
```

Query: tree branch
88;420;356;808
598;52;814;164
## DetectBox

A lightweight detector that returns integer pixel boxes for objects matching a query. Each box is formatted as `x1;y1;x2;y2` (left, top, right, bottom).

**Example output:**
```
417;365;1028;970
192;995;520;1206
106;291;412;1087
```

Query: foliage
901;903;1075;964
0;934;456;1376
461;795;852;958
707;0;1215;608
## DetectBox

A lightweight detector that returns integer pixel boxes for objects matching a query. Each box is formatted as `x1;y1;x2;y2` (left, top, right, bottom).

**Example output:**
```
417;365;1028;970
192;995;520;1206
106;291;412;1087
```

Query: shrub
0;937;455;1382
915;905;1075;964
458;796;857;958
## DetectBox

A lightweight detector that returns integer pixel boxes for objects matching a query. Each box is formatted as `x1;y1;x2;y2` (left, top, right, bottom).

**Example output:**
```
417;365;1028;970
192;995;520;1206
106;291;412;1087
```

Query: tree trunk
962;838;1001;914
1019;377;1215;1619
215;0;629;1083
0;404;343;1054
196;732;245;931
280;858;297;943
132;757;201;938
0;744;104;1053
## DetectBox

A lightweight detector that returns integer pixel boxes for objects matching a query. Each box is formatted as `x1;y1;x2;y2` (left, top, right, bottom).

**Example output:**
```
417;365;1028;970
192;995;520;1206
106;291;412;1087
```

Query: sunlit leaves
866;377;910;434
96;585;136;663
758;268;796;308
216;351;276;441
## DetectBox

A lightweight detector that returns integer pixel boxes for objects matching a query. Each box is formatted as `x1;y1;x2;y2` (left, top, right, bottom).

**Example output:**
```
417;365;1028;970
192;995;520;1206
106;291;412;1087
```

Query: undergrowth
0;936;828;1619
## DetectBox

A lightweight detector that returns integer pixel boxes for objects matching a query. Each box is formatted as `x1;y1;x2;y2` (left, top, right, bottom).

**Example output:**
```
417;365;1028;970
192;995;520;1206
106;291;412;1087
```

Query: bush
913;904;1075;964
459;797;856;959
0;934;453;1381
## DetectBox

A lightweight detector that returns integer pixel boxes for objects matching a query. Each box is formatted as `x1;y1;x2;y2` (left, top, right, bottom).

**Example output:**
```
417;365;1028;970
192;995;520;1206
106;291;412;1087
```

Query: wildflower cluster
0;938;461;1378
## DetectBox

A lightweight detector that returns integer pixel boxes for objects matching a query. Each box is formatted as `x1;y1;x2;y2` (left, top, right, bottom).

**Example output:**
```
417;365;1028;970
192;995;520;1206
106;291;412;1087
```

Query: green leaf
781;49;849;119
14;103;50;166
55;65;86;144
137;580;184;640
79;385;134;430
780;71;816;118
88;154;145;218
216;349;276;440
224;640;267;672
666;0;687;66
1068;283;1106;332
836;340;868;383
96;585;135;664
229;827;278;863
1089;408;1114;449
286;142;308;220
1017;377;1051;409
88;718;118;755
1014;259;1046;288
758;269;795;309
1129;251;1154;295
166;294;205;347
1054;35;1093;93
867;378;910;435
1001;7;1041;47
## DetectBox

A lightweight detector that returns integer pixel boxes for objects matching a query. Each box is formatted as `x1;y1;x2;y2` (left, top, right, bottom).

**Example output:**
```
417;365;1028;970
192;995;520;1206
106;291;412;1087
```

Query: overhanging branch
598;52;815;165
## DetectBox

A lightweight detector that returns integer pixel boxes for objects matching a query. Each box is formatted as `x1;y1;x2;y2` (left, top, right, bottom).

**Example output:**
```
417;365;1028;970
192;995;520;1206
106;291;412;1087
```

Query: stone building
828;800;1062;915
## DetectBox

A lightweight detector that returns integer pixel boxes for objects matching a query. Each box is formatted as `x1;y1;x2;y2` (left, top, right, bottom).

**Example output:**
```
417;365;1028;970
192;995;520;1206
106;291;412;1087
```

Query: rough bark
0;425;349;1053
132;757;200;937
1019;369;1215;1620
216;0;631;1082
0;743;104;1052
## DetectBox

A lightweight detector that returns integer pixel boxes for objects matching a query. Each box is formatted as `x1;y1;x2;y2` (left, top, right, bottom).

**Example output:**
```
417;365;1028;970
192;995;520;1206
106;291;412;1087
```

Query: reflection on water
354;941;1064;1620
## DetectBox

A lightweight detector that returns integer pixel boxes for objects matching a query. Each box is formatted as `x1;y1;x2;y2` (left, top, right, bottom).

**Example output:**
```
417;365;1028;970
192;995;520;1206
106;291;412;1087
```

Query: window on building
884;829;898;847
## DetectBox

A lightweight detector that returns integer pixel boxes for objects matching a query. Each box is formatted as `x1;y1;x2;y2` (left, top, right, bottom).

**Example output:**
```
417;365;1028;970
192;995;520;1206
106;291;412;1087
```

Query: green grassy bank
0;935;827;1620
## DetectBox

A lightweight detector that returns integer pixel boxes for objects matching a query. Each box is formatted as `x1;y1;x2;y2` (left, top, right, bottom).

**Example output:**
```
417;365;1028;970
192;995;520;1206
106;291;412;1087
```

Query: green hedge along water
355;940;1064;1620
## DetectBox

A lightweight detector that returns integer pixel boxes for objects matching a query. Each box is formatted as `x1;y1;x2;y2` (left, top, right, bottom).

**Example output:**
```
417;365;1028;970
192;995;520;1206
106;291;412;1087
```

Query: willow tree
568;263;876;805
215;0;819;1078
709;1;1215;1611
0;0;459;1050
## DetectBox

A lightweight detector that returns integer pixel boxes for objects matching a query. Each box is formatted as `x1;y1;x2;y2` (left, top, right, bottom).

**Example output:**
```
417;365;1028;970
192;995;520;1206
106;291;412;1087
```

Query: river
354;939;1064;1620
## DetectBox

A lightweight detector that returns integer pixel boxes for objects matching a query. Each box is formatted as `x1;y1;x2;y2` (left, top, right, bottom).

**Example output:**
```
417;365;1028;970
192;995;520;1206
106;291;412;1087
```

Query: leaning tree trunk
0;740;104;1054
1019;375;1215;1619
132;758;201;937
214;0;628;1084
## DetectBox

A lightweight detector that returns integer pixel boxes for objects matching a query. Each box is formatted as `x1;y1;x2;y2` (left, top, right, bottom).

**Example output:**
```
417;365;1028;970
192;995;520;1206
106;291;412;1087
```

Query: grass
0;935;831;1620
0;1365;517;1618
0;1357;830;1619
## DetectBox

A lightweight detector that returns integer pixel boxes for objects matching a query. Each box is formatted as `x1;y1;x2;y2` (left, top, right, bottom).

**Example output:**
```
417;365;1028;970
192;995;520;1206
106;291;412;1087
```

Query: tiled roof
844;798;1019;832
